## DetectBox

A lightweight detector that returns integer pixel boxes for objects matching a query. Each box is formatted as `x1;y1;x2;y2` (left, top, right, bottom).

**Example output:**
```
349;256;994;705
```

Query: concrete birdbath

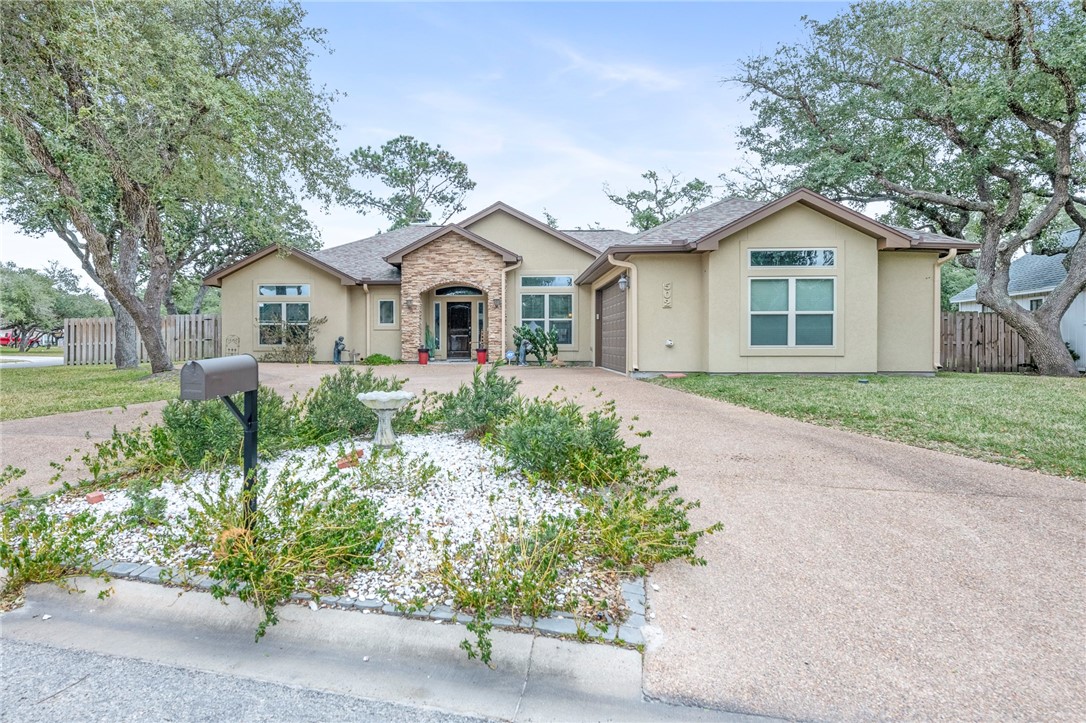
357;390;416;448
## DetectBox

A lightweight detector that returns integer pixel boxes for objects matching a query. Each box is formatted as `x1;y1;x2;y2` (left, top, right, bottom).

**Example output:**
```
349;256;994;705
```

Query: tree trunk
190;285;210;315
1016;321;1079;377
106;291;139;369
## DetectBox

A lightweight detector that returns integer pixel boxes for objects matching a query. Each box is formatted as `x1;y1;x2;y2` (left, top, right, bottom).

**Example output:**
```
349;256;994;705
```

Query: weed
124;479;168;526
180;457;386;640
577;466;722;576
0;489;110;601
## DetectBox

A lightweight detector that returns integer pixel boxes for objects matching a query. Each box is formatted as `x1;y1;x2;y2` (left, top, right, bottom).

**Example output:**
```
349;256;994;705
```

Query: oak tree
1;0;348;372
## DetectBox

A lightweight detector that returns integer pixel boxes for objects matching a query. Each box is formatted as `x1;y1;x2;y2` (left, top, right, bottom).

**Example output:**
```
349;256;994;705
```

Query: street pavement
1;362;1083;720
2;637;486;723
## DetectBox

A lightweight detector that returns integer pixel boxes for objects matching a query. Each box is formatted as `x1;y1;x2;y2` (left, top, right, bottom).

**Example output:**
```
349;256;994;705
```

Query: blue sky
1;1;848;284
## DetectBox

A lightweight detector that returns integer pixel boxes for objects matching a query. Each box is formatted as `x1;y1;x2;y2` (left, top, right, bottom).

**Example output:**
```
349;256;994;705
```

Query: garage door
597;281;627;372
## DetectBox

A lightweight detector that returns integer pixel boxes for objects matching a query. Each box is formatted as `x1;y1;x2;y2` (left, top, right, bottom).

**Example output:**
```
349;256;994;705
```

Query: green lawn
655;373;1086;480
0;365;177;421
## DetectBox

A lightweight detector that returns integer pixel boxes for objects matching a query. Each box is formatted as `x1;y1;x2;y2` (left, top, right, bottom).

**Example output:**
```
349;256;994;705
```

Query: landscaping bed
2;366;719;663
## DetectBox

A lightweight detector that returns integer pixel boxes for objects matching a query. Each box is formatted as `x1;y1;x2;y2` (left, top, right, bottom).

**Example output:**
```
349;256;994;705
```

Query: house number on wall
662;282;672;308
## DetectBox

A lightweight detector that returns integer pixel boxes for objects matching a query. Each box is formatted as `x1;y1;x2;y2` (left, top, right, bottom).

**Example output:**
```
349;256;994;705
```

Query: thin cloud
544;41;686;93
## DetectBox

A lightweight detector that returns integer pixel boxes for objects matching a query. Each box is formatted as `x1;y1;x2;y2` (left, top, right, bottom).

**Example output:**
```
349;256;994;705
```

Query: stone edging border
89;559;648;646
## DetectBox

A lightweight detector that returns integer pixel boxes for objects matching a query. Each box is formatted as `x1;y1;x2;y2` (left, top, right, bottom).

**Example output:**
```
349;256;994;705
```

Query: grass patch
0;365;176;421
0;347;63;356
655;372;1086;479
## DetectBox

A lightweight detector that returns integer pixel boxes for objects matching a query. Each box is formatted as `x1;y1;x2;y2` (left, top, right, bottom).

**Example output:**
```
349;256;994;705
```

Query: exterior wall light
492;297;501;308
618;273;629;292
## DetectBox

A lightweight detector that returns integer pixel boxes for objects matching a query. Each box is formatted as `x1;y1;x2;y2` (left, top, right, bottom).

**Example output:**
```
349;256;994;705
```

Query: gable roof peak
457;201;600;256
383;223;520;265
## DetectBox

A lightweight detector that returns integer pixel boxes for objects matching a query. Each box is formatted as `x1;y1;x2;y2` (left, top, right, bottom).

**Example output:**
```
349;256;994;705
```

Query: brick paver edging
90;559;648;646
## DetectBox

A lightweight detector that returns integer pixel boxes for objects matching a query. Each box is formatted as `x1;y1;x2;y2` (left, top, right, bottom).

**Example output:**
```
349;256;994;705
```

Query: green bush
513;325;559;366
577;467;721;576
440;365;521;438
296;367;406;444
359;353;398;366
496;398;641;487
161;385;296;468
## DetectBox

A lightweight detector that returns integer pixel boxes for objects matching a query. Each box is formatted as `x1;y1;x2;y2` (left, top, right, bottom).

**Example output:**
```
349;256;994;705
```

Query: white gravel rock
44;433;600;611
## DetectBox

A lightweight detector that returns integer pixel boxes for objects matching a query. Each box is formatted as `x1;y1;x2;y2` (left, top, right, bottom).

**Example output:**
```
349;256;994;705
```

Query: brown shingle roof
625;197;768;245
561;229;634;251
312;225;442;282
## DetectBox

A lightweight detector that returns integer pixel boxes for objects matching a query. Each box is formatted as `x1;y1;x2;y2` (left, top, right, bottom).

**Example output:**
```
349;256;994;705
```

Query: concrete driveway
1;362;1082;719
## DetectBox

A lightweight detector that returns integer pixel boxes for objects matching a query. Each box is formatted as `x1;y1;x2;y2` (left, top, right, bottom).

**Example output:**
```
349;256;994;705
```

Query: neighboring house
204;188;977;374
950;229;1085;371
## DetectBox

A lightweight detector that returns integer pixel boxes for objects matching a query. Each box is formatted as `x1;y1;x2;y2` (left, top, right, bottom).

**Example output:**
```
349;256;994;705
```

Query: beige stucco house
204;189;977;374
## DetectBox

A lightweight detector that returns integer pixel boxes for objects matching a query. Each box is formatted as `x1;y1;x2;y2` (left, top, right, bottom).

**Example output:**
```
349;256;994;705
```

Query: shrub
496;398;641;487
160;385;296;468
360;353;398;366
296;367;406;444
436;515;577;665
513;325;559;366
440;365;521;438
181;457;386;640
261;315;328;364
576;466;722;576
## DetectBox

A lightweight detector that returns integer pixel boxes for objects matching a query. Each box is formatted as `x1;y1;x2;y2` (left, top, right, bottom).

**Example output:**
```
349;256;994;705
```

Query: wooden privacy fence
940;311;1031;372
64;314;221;365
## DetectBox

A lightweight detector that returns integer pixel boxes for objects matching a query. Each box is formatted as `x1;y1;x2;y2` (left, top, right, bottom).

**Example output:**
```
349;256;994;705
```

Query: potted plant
419;325;436;365
476;345;488;365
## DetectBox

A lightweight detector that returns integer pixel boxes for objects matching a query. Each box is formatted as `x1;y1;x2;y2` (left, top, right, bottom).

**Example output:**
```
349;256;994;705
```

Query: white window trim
519;274;575;289
748;248;836;268
749;277;836;348
377;299;397;327
256;300;310;347
519;290;576;348
256;282;312;298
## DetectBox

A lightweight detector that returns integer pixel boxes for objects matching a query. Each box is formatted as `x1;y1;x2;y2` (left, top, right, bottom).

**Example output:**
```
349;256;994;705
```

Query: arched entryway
433;285;485;360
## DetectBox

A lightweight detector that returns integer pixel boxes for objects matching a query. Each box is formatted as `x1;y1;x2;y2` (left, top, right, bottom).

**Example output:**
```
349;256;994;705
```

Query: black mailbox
181;354;258;400
179;354;260;525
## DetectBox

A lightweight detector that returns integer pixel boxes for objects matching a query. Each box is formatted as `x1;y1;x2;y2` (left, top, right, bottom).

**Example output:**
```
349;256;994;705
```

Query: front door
447;302;472;359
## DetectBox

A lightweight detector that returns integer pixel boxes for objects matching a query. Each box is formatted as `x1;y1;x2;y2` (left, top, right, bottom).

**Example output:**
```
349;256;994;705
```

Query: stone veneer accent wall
400;233;506;361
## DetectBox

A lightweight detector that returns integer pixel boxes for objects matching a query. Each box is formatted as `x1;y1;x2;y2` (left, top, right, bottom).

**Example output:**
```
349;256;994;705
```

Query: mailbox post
181;355;260;526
